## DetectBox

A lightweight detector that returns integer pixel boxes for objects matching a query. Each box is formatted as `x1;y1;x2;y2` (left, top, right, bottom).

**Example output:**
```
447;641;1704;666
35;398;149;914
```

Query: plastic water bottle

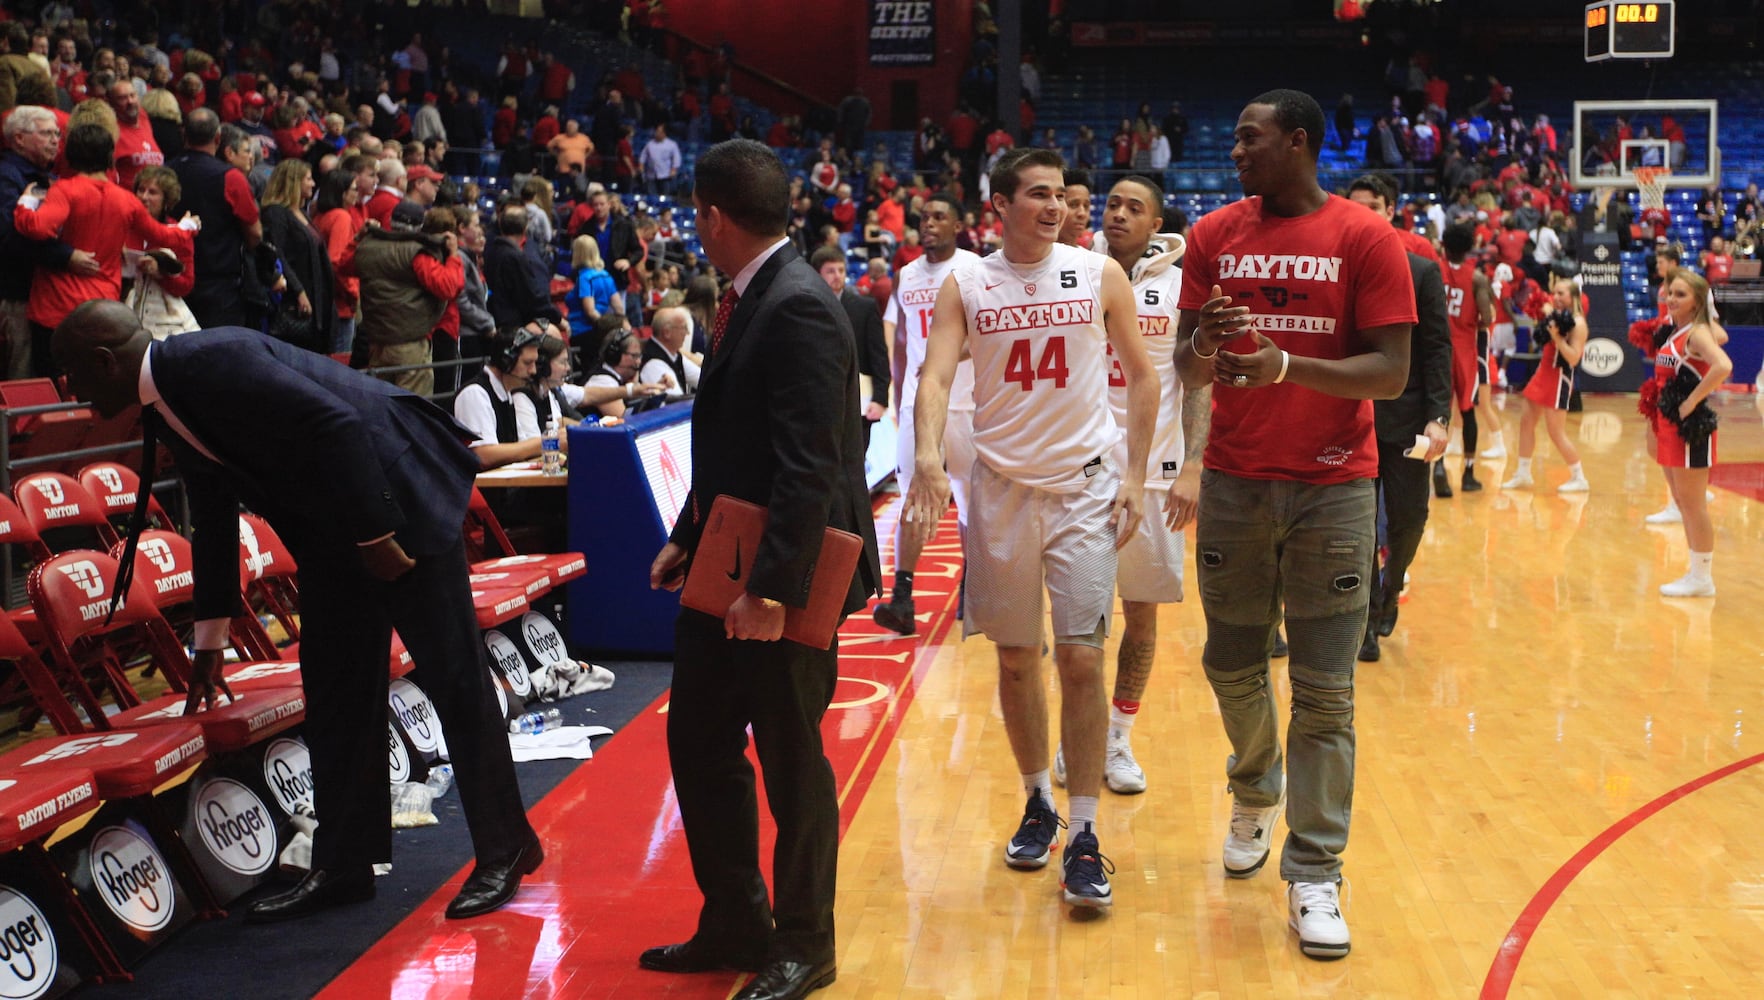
424;763;454;798
508;707;563;734
541;424;564;477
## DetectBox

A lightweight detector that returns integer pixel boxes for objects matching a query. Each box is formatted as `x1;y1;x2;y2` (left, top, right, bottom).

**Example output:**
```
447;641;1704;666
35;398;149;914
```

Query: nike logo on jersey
984;281;1006;291
726;540;743;581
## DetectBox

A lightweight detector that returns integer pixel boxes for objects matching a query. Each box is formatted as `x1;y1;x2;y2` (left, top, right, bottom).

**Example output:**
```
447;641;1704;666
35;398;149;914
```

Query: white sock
1107;705;1137;743
1023;771;1054;810
1069;796;1098;833
1487;431;1505;449
1517;457;1533;475
1690;550;1714;579
1568;462;1585;480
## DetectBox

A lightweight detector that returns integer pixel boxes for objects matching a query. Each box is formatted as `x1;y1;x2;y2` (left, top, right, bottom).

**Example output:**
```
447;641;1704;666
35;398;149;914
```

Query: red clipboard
680;494;861;649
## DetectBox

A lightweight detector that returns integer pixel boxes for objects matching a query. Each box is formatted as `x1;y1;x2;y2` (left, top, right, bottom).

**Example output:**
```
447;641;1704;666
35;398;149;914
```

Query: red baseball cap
245;91;266;108
406;164;443;183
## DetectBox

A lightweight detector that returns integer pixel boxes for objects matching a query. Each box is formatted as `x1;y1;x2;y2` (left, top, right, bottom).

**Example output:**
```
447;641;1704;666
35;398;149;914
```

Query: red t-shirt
1704;252;1733;285
1494;228;1529;267
1178;194;1417;483
13;175;194;327
112;115;164;192
1394;226;1438;270
1442;257;1480;353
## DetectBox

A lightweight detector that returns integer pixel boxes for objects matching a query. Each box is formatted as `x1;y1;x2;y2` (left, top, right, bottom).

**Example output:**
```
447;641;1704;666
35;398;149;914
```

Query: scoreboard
1585;1;1675;62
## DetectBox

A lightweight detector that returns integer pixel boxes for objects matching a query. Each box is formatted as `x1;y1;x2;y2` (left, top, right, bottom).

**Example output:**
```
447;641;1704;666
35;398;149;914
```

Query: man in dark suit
809;246;890;447
50;303;543;923
1360;250;1453;662
644;139;880;1000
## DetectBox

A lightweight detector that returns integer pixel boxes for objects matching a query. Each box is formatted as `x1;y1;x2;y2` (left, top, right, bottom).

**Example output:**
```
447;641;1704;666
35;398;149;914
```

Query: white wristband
1273;349;1290;384
625;383;632;398
1191;336;1219;360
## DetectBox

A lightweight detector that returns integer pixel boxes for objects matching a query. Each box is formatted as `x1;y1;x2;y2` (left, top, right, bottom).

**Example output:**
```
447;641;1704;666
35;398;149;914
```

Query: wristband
625;383;633;398
1191;336;1219;360
1273;349;1290;384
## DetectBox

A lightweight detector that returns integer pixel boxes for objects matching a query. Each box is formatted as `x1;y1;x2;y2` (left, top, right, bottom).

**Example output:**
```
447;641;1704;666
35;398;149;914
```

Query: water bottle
508;707;563;735
541;424;564;477
424;763;454;798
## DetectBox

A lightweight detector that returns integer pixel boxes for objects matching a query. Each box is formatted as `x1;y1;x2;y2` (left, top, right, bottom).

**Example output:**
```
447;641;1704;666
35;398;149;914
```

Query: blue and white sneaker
1060;827;1114;908
1004;792;1064;870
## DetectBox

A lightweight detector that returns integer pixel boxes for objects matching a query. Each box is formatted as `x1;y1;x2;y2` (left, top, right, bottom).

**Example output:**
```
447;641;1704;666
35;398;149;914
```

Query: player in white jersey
1051;174;1203;796
906;148;1158;912
874;194;978;634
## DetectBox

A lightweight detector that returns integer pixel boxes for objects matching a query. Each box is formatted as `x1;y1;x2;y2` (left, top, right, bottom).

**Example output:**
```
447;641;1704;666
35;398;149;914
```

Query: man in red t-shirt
106;78;163;190
1175;89;1414;962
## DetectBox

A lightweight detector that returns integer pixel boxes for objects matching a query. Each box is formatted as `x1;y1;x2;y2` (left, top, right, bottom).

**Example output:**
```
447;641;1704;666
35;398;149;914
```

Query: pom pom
1628;318;1662;358
1656;364;1719;445
1637;377;1660;419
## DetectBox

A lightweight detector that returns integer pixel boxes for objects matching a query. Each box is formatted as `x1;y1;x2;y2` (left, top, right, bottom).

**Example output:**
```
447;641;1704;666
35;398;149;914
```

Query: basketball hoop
1634;165;1670;213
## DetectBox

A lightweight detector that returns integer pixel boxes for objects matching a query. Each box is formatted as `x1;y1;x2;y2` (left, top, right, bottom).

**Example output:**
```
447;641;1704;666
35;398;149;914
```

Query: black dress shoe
1375;601;1398;637
734;958;836;1000
1357;630;1380;663
445;838;544;919
1432;463;1453;498
1461;469;1483;492
640;937;766;973
246;866;374;924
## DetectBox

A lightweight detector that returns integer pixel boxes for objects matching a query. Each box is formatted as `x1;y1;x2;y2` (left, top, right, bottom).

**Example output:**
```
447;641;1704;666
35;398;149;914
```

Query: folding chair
14;473;119;551
464;485;587;594
0;598;89;734
0;767;124;983
236;514;300;646
78;461;172;536
27;551;306;752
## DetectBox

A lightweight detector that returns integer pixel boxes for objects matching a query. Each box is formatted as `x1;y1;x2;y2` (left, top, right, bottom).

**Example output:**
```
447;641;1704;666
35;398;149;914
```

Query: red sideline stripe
1480;751;1764;998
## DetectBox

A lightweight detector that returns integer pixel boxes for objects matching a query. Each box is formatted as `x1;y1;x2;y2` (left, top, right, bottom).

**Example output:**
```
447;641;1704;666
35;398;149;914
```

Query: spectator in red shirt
14;123;195;365
830;183;858;240
365;158;406;229
492;96;519;148
531;106;561;150
106;77;164;191
537;52;576;107
218;77;244;123
312;168;364;353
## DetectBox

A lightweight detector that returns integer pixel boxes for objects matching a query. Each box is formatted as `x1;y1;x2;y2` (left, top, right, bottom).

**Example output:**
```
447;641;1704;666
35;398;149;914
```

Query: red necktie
710;286;740;357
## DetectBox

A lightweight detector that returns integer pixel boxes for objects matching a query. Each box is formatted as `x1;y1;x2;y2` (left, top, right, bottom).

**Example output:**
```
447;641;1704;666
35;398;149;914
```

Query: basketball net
1634;166;1670;213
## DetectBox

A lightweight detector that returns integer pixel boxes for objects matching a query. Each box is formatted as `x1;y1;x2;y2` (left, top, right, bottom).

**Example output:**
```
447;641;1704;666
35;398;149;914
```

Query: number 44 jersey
955;242;1118;492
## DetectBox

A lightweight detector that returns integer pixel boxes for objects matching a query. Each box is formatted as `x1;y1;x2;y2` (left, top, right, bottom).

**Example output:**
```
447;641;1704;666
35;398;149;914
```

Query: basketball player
1176;89;1414;959
1439;222;1497;493
906;147;1157;911
1051;174;1198;795
874;193;978;634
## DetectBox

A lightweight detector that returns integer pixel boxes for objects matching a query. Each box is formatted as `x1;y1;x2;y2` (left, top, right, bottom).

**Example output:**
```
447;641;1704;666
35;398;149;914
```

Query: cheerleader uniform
1521;328;1576;410
1653;324;1717;469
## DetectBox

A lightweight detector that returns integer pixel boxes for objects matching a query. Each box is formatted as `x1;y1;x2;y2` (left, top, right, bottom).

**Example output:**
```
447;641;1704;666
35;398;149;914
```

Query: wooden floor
830;392;1764;999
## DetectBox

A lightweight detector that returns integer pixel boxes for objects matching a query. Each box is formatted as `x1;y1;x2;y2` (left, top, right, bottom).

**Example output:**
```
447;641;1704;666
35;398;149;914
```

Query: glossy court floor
330;392;1764;999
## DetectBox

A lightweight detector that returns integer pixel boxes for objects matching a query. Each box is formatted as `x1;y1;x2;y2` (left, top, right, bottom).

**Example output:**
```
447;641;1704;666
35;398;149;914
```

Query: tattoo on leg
1114;637;1157;703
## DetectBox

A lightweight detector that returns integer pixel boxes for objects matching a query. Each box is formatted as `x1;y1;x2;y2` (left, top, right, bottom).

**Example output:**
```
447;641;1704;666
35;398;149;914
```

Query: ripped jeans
1194;469;1375;882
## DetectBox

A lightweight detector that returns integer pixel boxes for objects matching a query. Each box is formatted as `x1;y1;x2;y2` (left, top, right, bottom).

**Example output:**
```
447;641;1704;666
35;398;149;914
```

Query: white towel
508;725;614;761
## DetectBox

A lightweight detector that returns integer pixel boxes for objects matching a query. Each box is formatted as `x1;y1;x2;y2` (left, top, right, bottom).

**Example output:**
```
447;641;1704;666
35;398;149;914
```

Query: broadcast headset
491;325;545;374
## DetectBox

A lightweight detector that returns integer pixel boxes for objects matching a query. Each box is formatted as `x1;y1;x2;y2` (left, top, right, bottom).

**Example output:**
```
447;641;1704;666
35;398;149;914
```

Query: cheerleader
1649;268;1733;597
1502;277;1590;493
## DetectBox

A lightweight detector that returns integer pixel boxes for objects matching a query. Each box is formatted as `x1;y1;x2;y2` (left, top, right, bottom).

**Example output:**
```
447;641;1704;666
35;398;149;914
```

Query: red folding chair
2;378;95;478
14;472;119;551
236;514;300;645
28;551;306;752
0;767;125;983
464;485;586;597
0;598;89;734
78;461;172;534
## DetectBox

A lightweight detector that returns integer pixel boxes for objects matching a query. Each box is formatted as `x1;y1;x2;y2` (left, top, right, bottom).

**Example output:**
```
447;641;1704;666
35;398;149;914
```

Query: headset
491;326;545;373
601;328;638;369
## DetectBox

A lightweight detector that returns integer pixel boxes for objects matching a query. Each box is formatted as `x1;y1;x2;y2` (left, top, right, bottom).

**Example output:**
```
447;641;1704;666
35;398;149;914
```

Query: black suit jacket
1375;253;1455;442
149;330;480;621
670;245;880;617
483;236;562;328
839;287;889;408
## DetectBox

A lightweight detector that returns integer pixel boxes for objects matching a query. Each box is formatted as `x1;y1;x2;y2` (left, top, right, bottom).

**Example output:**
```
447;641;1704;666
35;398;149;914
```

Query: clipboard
680;494;861;649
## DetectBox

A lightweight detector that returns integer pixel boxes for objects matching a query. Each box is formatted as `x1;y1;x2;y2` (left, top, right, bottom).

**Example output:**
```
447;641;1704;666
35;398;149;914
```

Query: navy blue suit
150;330;534;870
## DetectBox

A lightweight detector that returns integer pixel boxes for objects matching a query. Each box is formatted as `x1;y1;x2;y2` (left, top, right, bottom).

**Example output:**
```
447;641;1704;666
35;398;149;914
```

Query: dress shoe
246;866;374;924
1357;630;1380;663
640;937;766;973
1461;468;1483;492
734;957;837;1000
445;838;544;919
1375;601;1398;638
1432;463;1453;498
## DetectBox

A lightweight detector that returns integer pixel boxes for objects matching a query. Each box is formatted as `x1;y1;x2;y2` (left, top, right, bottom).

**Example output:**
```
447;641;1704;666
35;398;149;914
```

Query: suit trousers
668;608;840;965
294;537;535;869
1374;439;1433;621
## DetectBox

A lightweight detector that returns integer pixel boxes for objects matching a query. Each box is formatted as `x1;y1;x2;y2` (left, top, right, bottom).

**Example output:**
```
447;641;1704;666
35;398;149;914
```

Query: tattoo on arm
1181;383;1211;466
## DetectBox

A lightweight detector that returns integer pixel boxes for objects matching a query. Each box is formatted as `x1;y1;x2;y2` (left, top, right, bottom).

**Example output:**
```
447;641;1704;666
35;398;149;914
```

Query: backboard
1570;98;1717;189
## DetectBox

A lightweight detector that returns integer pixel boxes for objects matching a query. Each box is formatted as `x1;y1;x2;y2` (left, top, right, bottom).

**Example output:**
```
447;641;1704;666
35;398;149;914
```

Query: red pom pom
1637;377;1660;419
1628;319;1659;358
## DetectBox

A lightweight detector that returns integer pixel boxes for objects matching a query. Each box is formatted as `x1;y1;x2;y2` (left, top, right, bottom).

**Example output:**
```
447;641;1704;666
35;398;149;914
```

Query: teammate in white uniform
906;148;1158;911
1052;174;1201;796
875;193;977;634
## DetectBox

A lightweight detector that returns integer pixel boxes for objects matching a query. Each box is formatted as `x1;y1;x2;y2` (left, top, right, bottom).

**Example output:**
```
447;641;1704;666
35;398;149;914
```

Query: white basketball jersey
886;249;977;412
956;242;1117;492
1107;234;1186;482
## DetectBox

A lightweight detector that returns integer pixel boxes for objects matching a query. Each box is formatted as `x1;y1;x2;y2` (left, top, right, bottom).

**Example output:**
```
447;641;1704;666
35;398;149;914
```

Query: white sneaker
1557;476;1590;494
1103;739;1146;795
1479;444;1507;461
1644;505;1682;525
1223;790;1283;878
1706;490;1716;503
1052;744;1066;788
1501;472;1533;490
1288;880;1351;960
1660;574;1716;598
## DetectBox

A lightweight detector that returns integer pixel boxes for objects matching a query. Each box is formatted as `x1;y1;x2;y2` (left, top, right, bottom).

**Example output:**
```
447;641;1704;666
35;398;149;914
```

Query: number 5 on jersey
1004;335;1069;391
